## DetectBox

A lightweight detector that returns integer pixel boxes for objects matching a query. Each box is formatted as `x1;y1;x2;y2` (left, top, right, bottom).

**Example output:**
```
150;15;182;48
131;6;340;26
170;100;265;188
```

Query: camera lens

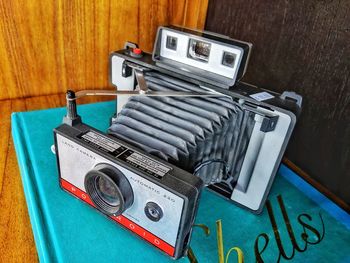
144;202;163;222
95;175;120;207
188;39;211;62
84;164;133;216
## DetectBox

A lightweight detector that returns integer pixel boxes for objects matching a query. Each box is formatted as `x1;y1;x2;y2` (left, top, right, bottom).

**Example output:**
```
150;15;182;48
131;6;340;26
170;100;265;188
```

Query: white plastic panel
159;29;243;79
231;107;292;211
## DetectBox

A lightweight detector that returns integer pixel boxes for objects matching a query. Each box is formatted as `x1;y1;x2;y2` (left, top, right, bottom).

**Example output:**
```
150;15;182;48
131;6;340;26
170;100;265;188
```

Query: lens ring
84;166;128;216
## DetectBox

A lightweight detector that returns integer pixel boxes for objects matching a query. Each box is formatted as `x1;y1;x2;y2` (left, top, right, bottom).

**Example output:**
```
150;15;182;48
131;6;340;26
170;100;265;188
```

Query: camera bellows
108;72;255;186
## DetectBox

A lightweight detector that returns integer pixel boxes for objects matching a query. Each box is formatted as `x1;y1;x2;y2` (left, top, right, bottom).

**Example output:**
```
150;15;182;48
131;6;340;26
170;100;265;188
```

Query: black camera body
54;122;203;259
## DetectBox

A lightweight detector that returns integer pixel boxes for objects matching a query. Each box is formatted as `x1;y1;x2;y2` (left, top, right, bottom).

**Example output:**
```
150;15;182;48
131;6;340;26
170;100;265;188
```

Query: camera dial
84;163;133;216
144;202;163;222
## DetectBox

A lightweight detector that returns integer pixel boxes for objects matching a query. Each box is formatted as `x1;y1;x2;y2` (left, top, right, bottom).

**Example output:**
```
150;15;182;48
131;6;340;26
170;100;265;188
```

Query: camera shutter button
130;48;143;58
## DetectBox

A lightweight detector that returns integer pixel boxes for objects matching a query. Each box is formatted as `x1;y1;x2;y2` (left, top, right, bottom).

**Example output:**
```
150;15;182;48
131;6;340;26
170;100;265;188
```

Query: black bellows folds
108;72;255;187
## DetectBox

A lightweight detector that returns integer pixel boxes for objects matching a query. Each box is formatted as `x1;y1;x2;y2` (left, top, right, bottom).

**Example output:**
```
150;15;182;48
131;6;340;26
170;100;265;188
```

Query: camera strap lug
121;61;132;78
280;91;303;108
260;115;279;132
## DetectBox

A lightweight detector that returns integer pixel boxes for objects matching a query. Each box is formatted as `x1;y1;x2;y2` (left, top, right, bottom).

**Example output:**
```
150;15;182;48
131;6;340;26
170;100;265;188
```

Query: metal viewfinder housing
152;26;252;88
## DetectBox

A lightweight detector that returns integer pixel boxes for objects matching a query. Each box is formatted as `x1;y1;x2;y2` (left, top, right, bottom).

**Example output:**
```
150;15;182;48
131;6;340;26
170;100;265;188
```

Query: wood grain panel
0;0;208;100
206;0;350;204
0;99;37;262
169;0;209;29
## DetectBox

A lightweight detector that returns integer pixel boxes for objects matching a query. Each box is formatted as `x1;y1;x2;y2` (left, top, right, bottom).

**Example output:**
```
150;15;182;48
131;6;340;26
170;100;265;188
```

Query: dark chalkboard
206;0;350;205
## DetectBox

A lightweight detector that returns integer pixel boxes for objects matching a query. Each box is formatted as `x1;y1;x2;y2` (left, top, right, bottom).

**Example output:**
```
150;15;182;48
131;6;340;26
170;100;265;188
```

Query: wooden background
0;0;208;100
206;0;350;205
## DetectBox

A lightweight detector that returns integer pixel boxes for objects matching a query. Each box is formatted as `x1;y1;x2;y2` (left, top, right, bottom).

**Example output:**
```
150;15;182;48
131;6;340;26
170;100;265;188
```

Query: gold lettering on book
216;220;244;263
187;195;325;262
255;195;325;262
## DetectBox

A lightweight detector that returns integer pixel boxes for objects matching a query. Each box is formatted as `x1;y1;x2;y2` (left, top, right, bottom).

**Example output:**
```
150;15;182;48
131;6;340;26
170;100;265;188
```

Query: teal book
12;101;350;262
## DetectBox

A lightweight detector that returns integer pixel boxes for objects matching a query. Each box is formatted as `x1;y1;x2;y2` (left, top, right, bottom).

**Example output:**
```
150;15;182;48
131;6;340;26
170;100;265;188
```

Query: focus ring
84;163;133;216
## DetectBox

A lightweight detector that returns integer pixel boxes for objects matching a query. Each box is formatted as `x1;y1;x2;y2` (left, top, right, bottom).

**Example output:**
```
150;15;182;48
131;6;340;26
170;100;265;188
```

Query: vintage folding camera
54;26;301;259
54;94;203;259
109;26;301;212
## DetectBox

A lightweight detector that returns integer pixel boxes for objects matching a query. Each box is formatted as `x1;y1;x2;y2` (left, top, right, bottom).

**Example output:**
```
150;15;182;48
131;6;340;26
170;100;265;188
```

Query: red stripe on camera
60;178;175;257
111;214;175;256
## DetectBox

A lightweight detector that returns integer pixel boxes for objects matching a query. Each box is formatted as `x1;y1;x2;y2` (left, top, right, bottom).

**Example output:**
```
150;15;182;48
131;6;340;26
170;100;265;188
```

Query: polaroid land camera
53;26;302;259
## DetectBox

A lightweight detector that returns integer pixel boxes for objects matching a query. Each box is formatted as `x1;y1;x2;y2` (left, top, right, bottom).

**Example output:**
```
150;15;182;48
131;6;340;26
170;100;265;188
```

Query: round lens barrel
84;164;133;216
